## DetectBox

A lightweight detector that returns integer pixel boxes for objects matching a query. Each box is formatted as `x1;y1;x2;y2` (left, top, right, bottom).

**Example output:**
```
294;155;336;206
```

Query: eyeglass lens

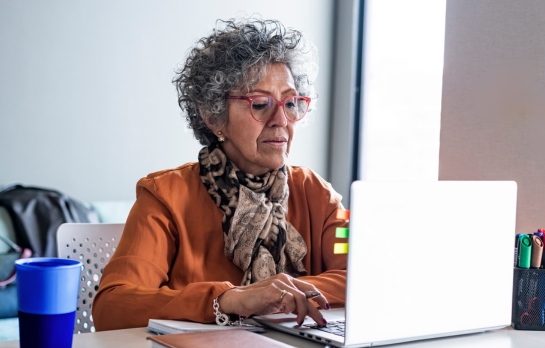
251;97;309;121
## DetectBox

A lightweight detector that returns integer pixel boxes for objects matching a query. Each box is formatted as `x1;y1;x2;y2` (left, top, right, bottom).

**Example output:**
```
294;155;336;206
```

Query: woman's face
217;63;297;176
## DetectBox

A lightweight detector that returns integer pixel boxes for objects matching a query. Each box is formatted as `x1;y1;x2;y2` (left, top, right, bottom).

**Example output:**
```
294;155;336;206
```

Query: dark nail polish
322;318;327;325
326;303;331;309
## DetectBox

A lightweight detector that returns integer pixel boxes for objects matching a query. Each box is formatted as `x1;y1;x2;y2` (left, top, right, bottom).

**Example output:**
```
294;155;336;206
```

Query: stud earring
217;131;225;143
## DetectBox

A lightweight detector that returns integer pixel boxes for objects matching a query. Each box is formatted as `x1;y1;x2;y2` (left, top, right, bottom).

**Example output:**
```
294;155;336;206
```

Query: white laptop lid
345;181;517;346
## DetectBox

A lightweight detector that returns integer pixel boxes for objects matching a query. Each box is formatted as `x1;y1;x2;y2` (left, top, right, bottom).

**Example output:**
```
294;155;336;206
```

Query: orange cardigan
93;163;347;331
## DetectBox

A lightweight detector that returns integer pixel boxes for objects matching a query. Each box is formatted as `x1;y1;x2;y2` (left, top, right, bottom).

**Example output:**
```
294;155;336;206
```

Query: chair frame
56;223;124;334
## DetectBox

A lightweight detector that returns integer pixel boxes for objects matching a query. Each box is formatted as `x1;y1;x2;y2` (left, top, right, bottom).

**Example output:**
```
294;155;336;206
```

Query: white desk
0;326;543;347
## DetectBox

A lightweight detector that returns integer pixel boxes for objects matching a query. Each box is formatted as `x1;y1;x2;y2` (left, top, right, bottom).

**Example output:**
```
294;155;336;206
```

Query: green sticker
335;227;349;238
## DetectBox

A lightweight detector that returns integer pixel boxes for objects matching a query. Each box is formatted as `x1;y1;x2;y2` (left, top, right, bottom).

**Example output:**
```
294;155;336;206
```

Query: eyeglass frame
226;95;312;123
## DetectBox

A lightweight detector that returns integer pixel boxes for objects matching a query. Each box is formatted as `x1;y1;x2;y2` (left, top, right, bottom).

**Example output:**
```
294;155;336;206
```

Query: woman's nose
267;103;288;127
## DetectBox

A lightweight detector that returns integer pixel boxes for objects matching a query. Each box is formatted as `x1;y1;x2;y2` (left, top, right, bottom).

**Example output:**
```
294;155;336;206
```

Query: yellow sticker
333;243;348;254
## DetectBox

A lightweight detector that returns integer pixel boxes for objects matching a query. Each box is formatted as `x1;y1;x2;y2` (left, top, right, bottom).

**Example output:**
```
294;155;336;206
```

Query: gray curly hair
173;18;319;146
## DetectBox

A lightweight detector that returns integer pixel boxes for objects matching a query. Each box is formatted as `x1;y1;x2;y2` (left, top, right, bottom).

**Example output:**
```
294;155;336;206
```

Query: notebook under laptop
254;181;517;347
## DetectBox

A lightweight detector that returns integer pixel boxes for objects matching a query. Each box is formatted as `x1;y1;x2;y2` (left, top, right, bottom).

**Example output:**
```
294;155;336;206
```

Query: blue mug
15;258;82;348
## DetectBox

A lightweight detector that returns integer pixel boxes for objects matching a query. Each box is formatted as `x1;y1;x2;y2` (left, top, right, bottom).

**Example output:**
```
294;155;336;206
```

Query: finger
285;290;326;327
280;292;297;314
269;283;308;325
269;280;323;325
273;284;299;315
310;293;330;310
292;279;330;310
289;289;310;326
305;299;327;327
273;282;327;326
280;281;322;323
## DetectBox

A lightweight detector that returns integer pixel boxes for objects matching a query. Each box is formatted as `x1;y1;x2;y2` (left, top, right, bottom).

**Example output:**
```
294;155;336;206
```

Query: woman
93;18;347;331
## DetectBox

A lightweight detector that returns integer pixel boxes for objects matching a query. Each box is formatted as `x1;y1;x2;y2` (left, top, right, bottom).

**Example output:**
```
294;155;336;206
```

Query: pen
518;234;532;269
304;291;321;299
530;235;543;268
535;231;545;268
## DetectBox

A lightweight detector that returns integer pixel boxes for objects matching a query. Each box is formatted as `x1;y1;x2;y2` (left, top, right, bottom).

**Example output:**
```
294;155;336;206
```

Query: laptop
254;181;517;347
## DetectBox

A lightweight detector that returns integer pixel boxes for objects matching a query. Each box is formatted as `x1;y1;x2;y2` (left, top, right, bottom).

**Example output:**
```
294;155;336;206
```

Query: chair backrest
56;223;124;334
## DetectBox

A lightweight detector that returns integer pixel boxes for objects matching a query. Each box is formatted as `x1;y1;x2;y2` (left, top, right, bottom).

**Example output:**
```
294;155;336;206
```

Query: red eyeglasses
226;95;311;122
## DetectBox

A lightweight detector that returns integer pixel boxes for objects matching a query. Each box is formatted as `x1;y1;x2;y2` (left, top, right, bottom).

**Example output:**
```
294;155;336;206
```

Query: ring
279;289;288;301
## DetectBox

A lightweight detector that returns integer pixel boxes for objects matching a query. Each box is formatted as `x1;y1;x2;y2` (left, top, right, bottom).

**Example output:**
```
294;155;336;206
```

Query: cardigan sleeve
93;178;234;331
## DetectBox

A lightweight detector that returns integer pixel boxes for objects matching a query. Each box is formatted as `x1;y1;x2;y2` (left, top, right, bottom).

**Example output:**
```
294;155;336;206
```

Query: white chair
56;223;124;334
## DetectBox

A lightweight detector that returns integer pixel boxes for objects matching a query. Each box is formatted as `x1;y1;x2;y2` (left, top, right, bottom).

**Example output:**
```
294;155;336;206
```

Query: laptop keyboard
304;320;345;337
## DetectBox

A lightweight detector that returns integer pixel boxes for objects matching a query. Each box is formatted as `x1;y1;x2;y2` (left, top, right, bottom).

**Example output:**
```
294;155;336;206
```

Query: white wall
0;0;334;201
439;0;545;233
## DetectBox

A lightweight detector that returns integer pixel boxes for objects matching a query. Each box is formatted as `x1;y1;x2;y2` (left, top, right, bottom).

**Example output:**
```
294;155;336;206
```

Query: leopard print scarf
198;142;307;286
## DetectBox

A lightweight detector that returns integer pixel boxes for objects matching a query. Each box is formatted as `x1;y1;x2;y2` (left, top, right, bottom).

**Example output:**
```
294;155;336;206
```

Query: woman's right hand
217;273;330;326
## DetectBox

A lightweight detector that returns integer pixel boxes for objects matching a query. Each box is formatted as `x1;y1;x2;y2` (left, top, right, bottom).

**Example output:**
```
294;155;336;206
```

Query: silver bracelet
213;297;245;326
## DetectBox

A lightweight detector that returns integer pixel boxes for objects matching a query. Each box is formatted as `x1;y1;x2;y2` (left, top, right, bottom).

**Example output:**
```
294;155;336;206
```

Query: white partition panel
358;0;446;181
439;0;545;233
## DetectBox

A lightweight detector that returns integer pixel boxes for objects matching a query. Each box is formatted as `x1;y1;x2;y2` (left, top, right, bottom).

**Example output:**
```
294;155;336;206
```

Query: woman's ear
200;109;223;135
202;113;228;142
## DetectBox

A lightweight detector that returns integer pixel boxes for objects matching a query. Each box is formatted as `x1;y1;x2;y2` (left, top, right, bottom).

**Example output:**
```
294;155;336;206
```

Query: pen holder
512;268;545;330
